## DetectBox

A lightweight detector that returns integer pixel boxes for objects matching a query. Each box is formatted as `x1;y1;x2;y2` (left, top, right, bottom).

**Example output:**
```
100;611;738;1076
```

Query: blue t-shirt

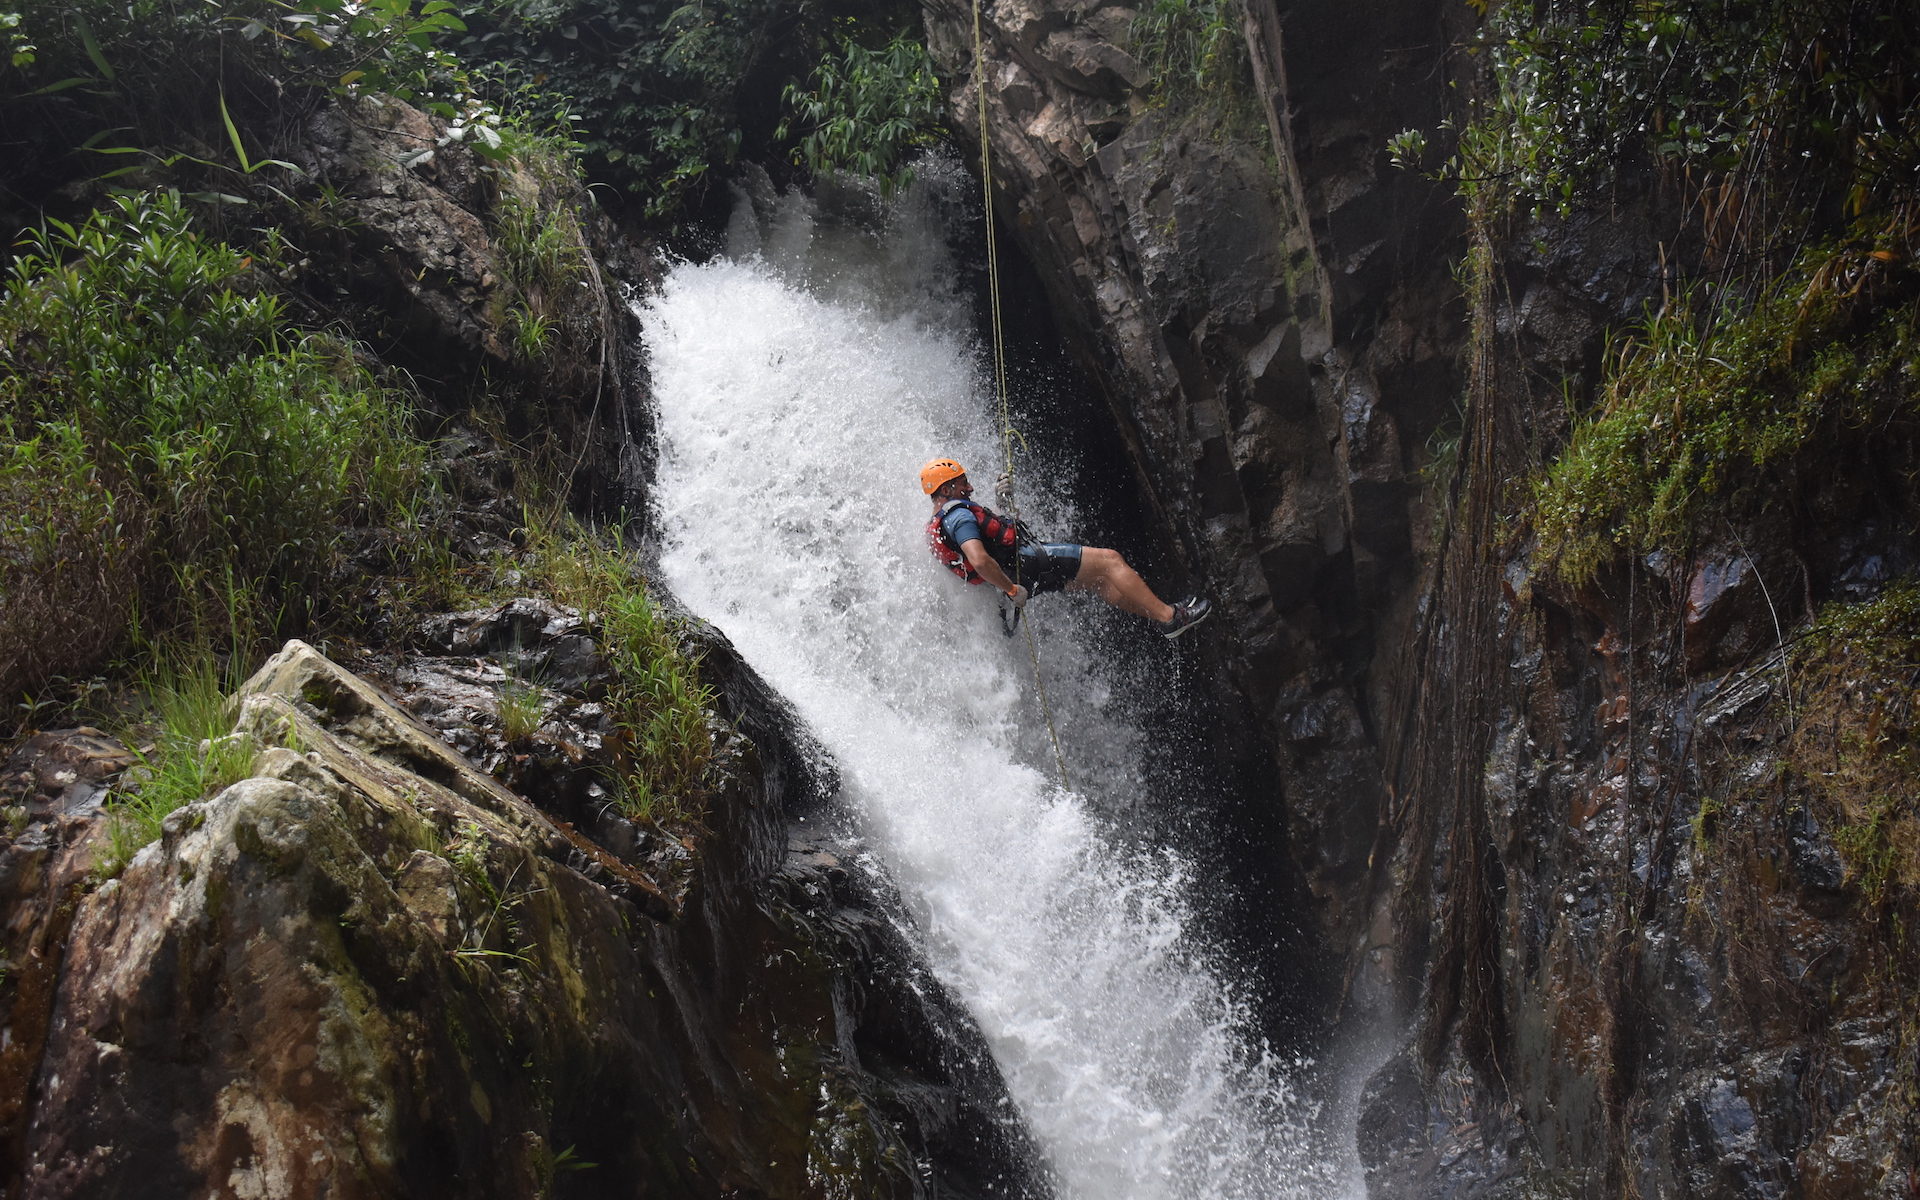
938;499;984;549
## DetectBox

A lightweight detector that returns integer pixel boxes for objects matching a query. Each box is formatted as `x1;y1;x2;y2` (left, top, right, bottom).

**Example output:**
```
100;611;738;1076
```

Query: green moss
1528;249;1920;585
1834;798;1903;908
1690;793;1725;857
1787;580;1920;905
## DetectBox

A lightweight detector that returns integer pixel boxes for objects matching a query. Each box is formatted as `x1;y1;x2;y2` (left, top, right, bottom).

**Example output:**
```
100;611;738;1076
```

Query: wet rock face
1355;609;1917;1196
4;638;1043;1199
291;98;516;374
920;0;1467;971
926;0;1919;1194
0;728;131;1182
1341;188;1920;1190
282;97;644;513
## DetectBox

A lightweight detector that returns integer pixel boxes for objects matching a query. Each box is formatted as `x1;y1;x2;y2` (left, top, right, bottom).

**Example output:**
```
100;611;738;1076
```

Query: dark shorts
1015;543;1084;596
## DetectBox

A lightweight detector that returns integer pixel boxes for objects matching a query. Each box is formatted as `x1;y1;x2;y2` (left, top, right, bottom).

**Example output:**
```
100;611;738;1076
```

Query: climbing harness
971;0;1071;791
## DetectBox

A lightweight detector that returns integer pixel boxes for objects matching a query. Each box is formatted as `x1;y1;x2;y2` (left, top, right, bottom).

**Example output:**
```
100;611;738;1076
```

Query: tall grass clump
490;155;590;367
0;190;425;698
96;655;257;876
520;527;715;823
599;580;715;821
1129;0;1253;118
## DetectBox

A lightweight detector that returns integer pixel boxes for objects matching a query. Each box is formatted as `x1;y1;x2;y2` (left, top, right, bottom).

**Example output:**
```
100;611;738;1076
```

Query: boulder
11;641;1045;1198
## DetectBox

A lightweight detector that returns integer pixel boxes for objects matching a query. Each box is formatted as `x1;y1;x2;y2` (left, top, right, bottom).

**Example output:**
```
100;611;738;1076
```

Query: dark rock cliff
920;0;1466;1039
920;0;1470;994
926;0;1920;1193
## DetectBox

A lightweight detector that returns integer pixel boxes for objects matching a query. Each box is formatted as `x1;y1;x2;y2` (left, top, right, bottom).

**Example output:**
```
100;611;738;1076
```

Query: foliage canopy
1396;0;1920;225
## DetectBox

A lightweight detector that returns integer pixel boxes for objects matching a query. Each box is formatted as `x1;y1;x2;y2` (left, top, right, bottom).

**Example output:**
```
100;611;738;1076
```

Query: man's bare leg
1066;547;1175;623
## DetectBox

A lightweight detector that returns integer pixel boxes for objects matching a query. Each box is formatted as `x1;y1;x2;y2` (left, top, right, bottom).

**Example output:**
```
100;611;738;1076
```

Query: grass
447;818;538;969
489;151;589;367
513;525;716;825
1128;0;1260;133
493;185;585;302
496;671;546;743
599;583;714;822
96;654;256;877
506;302;552;361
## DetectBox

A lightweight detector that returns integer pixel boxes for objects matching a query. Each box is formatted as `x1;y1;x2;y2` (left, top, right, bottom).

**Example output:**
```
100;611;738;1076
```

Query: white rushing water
641;163;1346;1199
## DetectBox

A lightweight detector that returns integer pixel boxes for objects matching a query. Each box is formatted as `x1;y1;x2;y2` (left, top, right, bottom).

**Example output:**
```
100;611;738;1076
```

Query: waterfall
640;162;1348;1200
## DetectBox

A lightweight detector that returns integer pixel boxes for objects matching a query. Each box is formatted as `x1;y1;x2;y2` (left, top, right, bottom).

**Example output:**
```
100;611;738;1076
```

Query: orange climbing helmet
919;457;968;495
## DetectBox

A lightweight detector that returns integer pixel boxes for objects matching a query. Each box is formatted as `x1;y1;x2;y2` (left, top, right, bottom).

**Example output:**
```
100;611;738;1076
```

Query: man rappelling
920;457;1212;638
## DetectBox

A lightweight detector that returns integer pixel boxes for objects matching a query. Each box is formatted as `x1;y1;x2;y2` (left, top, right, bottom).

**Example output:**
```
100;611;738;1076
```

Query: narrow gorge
1;0;1915;1196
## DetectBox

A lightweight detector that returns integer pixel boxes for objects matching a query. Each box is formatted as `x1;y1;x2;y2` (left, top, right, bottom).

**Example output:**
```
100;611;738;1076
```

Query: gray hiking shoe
1161;595;1212;639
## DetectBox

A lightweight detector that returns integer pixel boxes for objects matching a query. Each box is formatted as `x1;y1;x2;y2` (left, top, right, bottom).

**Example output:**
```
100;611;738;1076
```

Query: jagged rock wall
279;95;648;514
918;0;1467;1018
0;635;1043;1198
1355;206;1920;1194
923;0;1920;1195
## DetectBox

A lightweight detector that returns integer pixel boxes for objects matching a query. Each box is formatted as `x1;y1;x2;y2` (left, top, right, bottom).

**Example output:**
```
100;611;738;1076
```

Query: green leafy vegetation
1397;0;1920;220
777;26;942;192
97;656;256;877
451;0;805;219
260;0;474;114
6;0;950;226
1;0;513;212
3;8;35;70
1527;242;1920;586
0;191;425;697
451;0;954;220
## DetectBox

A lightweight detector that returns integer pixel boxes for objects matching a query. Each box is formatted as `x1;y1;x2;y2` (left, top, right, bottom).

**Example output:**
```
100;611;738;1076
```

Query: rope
973;0;1071;792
